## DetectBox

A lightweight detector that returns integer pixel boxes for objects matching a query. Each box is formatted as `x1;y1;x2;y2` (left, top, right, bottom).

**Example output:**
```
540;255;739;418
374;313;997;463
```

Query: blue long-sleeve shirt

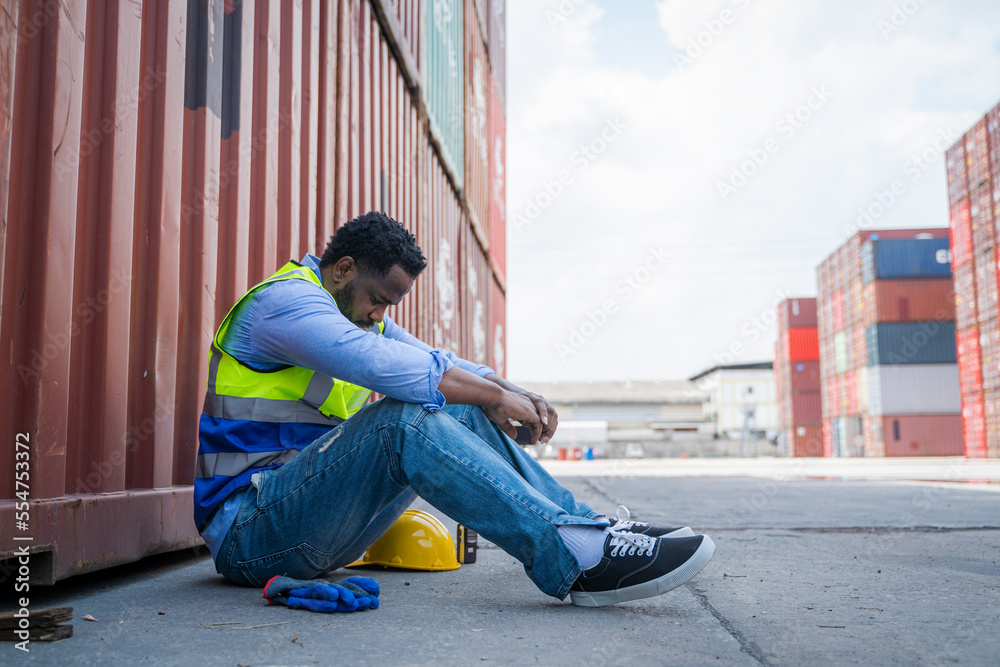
200;253;494;557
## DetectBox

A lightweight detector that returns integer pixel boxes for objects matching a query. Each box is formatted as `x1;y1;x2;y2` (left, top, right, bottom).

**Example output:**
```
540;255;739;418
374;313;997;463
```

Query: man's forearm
438;367;506;408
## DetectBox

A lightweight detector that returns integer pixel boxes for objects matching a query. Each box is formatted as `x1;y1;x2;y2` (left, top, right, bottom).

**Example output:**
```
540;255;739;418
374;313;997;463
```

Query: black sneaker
608;505;694;538
569;529;715;607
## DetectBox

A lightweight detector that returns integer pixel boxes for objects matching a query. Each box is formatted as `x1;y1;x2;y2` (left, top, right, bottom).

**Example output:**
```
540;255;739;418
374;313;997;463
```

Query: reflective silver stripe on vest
195;448;300;478
202;392;345;426
207;345;223;393
301;372;335;409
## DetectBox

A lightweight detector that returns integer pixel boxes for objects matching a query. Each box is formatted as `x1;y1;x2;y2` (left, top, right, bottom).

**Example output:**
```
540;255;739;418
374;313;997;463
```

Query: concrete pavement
3;459;999;666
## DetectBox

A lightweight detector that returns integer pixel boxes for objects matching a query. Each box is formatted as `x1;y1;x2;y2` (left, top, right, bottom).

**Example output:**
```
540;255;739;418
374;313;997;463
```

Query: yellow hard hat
346;510;460;572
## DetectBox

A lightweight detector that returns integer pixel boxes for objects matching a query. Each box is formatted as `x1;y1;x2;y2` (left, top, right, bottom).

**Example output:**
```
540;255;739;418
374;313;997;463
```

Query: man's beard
332;281;372;329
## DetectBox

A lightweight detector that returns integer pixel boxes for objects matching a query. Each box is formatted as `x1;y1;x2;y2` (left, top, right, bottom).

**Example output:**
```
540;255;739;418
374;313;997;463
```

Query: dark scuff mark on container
184;0;223;119
220;0;242;139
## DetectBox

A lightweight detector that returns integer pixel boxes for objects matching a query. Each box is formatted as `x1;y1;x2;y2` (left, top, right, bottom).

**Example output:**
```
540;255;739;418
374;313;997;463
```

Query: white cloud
506;0;1000;382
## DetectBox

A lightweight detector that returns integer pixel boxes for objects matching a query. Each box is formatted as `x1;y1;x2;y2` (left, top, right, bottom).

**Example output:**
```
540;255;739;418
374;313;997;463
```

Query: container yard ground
9;458;1000;666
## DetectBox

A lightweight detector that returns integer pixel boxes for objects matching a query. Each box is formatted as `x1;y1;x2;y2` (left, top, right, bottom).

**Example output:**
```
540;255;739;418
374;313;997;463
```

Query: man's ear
333;256;356;284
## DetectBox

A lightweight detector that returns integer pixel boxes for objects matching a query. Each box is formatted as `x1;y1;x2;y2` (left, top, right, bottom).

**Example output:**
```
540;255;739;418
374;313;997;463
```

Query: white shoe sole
569;535;716;608
665;526;695;538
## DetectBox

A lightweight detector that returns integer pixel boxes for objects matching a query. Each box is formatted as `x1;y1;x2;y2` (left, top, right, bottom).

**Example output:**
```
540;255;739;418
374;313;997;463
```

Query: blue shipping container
861;239;952;284
866;321;957;366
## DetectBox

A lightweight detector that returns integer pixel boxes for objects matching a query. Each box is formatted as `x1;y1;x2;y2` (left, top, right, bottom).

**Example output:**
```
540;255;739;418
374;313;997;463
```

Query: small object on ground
0;606;74;643
198;620;295;630
263;575;380;613
82;614;99;622
158;611;165;615
347;510;460;571
458;524;478;564
818;625;846;629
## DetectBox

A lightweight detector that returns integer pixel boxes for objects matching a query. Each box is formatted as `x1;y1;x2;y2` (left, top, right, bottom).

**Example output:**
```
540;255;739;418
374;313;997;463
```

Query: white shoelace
606;526;656;557
613;505;649;532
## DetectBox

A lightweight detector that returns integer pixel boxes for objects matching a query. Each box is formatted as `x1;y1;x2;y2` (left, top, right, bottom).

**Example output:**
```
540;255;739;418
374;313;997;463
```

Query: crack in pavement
580;479;772;665
686;582;773;666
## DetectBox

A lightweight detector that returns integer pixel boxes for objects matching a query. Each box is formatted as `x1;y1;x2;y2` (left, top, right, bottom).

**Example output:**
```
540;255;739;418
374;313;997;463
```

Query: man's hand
484;374;559;444
483;390;544;444
436;368;552;445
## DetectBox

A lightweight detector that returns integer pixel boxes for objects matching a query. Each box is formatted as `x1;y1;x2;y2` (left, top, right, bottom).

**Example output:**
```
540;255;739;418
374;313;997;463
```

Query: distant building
517;380;709;445
689;363;777;439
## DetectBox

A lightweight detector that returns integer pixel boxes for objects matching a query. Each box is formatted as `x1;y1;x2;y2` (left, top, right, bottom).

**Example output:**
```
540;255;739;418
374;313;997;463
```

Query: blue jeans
214;398;607;599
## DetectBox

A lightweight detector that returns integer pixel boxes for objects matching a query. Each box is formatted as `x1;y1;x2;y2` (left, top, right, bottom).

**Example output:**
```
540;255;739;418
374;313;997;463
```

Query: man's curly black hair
319;211;427;278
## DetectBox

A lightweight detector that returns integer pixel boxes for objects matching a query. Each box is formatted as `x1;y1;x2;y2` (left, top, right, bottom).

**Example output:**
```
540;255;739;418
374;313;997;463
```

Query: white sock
558;525;607;570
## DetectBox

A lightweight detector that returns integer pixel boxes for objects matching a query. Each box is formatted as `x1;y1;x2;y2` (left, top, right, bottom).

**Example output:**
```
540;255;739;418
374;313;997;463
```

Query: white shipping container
867;364;962;416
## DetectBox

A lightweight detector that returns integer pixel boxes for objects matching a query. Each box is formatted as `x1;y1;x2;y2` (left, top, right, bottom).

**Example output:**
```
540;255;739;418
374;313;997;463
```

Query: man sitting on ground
194;211;714;607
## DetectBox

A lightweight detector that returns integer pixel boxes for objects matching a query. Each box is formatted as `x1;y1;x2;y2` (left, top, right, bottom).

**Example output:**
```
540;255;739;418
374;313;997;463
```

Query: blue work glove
263;575;381;612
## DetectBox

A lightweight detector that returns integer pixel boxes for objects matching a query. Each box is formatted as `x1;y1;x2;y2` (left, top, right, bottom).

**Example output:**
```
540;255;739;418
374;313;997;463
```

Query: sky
504;0;1000;384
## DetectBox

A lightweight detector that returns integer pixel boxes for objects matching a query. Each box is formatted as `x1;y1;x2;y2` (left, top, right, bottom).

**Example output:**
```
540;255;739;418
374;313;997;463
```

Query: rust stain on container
1;0;507;581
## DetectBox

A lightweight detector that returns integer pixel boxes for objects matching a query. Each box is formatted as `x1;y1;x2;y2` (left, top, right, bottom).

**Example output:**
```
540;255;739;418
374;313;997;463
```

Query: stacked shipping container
775;299;823;456
0;0;508;582
817;230;960;457
946;99;1000;458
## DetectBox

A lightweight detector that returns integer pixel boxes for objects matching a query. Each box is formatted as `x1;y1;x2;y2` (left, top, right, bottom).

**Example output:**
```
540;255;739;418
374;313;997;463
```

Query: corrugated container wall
946;98;1000;457
487;0;505;112
488;70;506;285
861;238;952;283
464;0;489;241
0;0;508;583
423;0;464;190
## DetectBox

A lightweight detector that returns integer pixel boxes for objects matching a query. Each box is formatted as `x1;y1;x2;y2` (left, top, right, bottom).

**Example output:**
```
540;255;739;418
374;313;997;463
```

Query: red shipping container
946;137;968;207
989;106;1000;177
957;326;983;395
822;419;834;457
464;0;490;238
791;425;824;457
489;276;506;377
950;198;973;269
881;415;964;457
855;325;868;367
779;298;817;328
820;336;834;380
984;390;1000;459
845;369;858;415
971;180;996;253
487;0;506;112
785;327;819;360
863;279;955;323
832;289;845;331
825;375;840;418
789;392;822;424
981;317;1000;391
975;250;998;322
848;277;863;328
962;392;987;458
953;263;978;330
863;414;885;457
789;360;821;392
966;118;991;189
838;375;849;416
994;178;1000;249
